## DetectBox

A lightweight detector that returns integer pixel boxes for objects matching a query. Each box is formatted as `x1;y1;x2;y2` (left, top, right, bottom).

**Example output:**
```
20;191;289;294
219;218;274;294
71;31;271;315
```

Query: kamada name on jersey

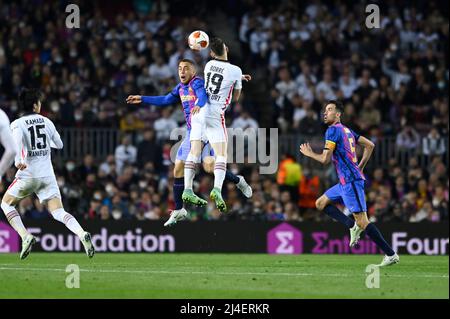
28;149;49;157
25;118;45;126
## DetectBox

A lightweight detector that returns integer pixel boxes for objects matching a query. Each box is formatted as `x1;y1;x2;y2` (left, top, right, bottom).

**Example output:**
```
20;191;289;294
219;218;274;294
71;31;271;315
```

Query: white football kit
204;59;242;143
8;114;63;203
189;59;242;144
0;109;16;180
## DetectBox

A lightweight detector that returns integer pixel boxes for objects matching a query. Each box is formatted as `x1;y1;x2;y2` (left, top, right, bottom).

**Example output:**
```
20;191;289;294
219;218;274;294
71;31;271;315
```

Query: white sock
214;156;227;190
51;208;84;237
1;202;28;239
184;154;199;190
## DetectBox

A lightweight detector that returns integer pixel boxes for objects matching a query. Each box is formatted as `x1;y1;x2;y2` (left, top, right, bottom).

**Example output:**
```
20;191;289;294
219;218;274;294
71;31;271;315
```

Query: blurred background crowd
0;0;448;223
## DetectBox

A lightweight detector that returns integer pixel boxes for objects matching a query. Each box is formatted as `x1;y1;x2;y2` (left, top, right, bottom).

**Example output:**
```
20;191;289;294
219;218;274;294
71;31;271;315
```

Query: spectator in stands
115;135;137;174
153;107;178;142
230;111;259;130
396;125;421;151
423;128;446;157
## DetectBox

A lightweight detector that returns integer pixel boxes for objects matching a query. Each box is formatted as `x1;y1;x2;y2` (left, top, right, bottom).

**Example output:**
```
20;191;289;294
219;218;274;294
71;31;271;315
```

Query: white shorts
7;176;61;204
189;107;207;141
204;102;228;144
205;115;228;143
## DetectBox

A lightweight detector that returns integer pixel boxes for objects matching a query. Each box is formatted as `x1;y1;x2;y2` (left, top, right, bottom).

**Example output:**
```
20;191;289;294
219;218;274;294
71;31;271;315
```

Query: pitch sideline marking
0;265;448;279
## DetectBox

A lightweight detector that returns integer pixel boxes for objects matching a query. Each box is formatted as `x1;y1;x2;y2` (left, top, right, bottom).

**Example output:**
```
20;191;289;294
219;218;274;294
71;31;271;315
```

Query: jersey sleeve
0;113;15;178
233;66;243;90
47;119;63;149
324;126;338;151
350;128;360;142
191;78;207;107
10;121;24;165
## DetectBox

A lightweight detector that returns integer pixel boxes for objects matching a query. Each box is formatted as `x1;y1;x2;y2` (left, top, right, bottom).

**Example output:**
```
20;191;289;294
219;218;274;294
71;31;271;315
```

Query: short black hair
325;100;344;114
18;88;42;113
179;58;196;68
210;37;225;56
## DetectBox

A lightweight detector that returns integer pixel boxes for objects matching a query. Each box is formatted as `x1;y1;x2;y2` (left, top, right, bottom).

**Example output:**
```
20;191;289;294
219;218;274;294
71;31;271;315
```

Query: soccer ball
188;30;209;51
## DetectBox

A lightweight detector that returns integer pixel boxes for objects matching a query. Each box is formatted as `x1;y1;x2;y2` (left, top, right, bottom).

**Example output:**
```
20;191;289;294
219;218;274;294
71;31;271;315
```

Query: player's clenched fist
242;74;252;82
16;162;27;170
126;95;142;104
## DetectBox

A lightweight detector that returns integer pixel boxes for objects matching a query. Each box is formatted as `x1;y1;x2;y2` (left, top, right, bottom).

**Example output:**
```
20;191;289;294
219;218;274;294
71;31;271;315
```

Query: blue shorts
324;180;367;213
176;129;215;162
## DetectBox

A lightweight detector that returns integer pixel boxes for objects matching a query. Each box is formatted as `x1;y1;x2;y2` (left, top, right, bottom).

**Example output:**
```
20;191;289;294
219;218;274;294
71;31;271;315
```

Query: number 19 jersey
204;59;242;118
11;114;63;179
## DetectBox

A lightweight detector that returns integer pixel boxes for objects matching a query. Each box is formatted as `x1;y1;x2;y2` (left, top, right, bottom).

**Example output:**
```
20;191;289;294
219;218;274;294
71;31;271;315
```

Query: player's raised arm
299;142;333;165
356;135;375;171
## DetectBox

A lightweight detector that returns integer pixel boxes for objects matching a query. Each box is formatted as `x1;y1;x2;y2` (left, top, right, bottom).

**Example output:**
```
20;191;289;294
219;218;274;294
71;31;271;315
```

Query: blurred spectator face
278;68;291;82
409;157;418;168
374;168;384;181
418;179;427;192
86;174;96;186
93;190;103;201
143;129;154;141
395;176;404;187
178;61;196;84
121;135;131;146
100;205;110;220
84;154;94;167
281;191;291;204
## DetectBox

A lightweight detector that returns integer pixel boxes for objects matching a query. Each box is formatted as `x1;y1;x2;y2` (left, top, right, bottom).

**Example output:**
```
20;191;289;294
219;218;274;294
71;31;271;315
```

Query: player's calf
1;199;30;240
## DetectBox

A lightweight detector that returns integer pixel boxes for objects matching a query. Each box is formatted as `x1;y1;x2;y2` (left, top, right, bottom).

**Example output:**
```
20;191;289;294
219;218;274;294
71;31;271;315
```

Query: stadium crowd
0;0;448;223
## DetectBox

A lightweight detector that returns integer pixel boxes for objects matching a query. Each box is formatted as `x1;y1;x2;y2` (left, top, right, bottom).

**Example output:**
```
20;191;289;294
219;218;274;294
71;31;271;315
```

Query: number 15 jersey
204;59;242;118
11;114;63;179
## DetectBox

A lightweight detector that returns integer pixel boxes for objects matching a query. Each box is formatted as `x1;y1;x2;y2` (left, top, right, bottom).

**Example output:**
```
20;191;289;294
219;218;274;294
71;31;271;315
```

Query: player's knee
173;162;184;178
316;198;325;211
315;198;326;211
1;200;15;214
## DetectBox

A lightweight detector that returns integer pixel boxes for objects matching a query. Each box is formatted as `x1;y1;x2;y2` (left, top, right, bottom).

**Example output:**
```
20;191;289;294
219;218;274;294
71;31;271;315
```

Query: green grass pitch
0;253;448;299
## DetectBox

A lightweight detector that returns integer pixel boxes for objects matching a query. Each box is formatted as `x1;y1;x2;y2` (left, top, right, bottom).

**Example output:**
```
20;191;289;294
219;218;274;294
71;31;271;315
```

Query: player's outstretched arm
126;92;179;107
356;136;375;172
299;143;333;165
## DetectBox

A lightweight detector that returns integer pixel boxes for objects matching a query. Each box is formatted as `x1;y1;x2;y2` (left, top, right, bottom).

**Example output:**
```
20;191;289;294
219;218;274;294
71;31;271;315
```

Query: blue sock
365;223;395;256
173;177;184;210
324;205;355;229
225;170;240;184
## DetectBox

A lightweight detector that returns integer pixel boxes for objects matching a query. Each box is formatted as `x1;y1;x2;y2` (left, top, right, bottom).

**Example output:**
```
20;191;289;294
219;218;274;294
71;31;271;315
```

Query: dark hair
178;58;196;68
210;37;225;56
18;88;42;113
326;100;344;114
